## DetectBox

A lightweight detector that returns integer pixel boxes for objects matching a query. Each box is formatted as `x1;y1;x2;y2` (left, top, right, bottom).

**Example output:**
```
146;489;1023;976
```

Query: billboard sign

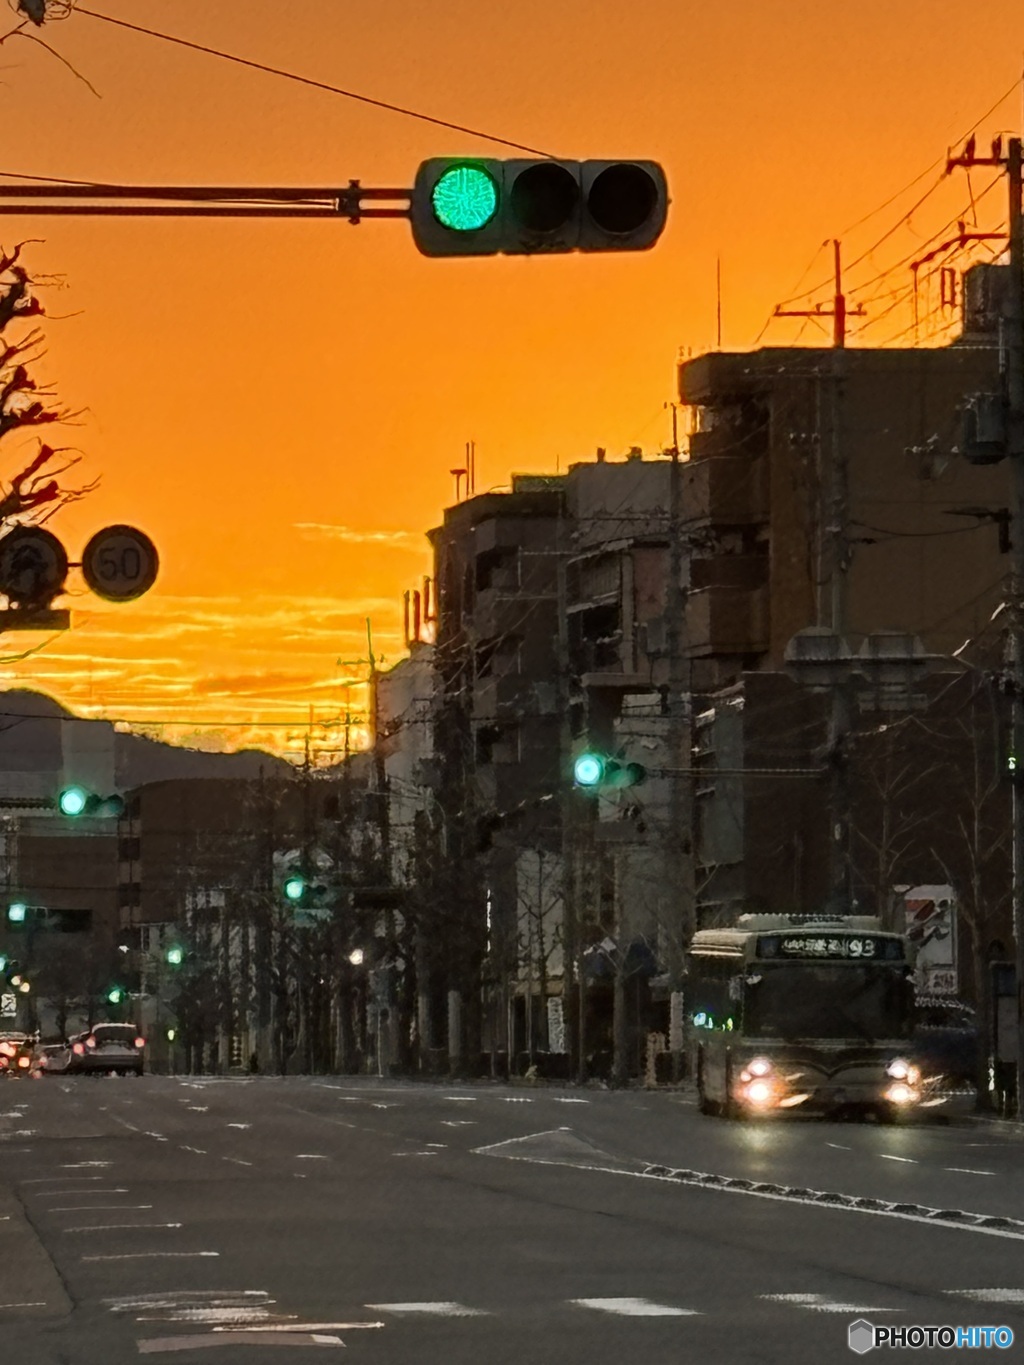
901;884;957;994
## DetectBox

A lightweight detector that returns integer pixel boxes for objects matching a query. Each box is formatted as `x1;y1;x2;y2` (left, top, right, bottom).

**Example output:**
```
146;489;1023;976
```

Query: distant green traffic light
573;753;605;787
165;945;184;966
431;164;499;231
107;986;124;1004
58;785;89;816
283;874;305;903
7;902;27;923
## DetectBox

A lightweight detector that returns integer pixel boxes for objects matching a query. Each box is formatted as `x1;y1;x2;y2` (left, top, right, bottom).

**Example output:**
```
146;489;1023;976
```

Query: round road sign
0;526;68;607
82;525;159;602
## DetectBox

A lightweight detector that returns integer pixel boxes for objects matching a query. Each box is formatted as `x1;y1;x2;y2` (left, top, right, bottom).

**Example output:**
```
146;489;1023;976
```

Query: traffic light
57;786;125;818
283;874;306;904
165;945;184;967
106;986;124;1004
573;751;646;791
7;902;27;924
410;158;668;258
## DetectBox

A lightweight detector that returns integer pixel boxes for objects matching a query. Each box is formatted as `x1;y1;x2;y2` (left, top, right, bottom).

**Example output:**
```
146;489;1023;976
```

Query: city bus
688;913;934;1121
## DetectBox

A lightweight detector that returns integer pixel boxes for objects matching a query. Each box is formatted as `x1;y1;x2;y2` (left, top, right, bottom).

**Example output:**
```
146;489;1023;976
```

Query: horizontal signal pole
0;181;412;222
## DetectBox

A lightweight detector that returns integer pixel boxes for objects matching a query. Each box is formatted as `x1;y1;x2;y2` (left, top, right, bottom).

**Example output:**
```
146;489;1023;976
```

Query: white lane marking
426;1143;447;1148
226;1124;250;1130
187;1106;208;1112
879;1155;917;1163
62;1161;111;1168
501;1097;533;1103
368;1302;486;1316
444;1096;477;1102
138;1309;288;1325
571;1298;697;1317
23;1176;108;1184
295;1154;327;1160
137;1331;343;1352
762;1294;902;1313
481;1149;1024;1242
825;1142;851;1151
441;1120;476;1127
392;1151;438;1157
212;1321;385;1333
947;1289;1024;1302
64;1222;183;1233
0;1216;9;1221
945;1167;996;1177
50;1205;153;1213
83;1252;219;1261
222;1158;252;1167
34;1189;130;1197
179;1146;207;1155
476;1126;571;1151
105;1292;272;1312
552;1098;590;1104
0;1301;47;1308
146;1132;169;1142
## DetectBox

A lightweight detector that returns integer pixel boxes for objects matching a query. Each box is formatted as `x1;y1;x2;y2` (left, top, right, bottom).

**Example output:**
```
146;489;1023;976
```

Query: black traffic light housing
411;158;669;257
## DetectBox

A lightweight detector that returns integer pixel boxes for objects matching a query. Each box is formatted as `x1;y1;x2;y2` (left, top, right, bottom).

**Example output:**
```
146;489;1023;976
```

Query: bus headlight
884;1082;918;1106
746;1079;774;1107
747;1056;772;1077
886;1058;920;1084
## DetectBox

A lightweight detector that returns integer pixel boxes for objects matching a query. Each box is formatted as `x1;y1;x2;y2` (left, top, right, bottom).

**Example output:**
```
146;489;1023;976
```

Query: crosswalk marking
570;1297;698;1317
946;1289;1024;1303
368;1301;488;1317
762;1294;902;1313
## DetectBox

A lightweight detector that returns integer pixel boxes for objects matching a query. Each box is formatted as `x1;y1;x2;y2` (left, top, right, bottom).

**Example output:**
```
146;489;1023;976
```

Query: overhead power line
74;7;555;158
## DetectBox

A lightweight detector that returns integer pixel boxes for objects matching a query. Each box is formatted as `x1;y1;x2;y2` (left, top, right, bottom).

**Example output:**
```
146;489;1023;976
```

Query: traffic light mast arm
0;181;412;222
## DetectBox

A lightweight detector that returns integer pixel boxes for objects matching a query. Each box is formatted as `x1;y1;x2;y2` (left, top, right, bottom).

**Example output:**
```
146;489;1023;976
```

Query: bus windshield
744;962;911;1042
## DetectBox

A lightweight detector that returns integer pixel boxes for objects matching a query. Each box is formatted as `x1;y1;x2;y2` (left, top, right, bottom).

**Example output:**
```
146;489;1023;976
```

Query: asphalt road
2;1075;1023;1364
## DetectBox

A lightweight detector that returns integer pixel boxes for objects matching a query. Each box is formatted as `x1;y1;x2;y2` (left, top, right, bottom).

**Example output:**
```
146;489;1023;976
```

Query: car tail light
86;1036;96;1049
17;1054;30;1068
72;1042;85;1055
134;1037;145;1048
0;1041;13;1058
0;1056;8;1069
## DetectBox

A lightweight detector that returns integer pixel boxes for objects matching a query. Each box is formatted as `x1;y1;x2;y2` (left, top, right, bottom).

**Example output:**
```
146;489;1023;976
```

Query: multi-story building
677;263;1011;985
427;474;565;1068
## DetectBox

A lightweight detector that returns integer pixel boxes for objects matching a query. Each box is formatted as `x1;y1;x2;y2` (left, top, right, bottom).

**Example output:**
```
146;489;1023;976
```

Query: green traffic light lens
431;165;499;232
107;988;123;1003
58;786;88;817
284;875;305;903
166;946;183;966
7;902;26;923
574;753;604;787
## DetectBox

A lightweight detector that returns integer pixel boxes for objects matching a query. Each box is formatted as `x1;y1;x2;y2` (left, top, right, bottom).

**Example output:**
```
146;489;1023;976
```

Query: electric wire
74;7;555;158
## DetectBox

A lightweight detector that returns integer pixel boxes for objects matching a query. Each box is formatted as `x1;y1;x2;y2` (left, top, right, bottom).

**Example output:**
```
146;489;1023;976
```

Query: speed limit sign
81;525;159;602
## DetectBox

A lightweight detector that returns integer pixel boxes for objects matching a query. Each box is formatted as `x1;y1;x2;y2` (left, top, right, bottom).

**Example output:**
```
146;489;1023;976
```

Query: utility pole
775;243;857;908
665;401;693;1074
1007;138;1024;1121
947;133;1024;1117
773;240;866;348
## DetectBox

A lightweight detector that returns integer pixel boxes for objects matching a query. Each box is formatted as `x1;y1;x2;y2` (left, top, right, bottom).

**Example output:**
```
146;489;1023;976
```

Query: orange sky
0;0;1021;761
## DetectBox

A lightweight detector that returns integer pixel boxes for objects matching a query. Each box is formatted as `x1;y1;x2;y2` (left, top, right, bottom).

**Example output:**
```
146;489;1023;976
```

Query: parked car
56;1024;146;1077
914;994;978;1087
0;1031;40;1076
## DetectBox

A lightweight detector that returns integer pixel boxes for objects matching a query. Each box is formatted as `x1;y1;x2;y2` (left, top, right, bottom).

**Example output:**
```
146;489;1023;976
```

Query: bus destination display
757;934;904;962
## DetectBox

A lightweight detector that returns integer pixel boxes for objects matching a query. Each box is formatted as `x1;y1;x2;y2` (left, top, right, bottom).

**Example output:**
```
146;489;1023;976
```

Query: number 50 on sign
81;525;159;603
